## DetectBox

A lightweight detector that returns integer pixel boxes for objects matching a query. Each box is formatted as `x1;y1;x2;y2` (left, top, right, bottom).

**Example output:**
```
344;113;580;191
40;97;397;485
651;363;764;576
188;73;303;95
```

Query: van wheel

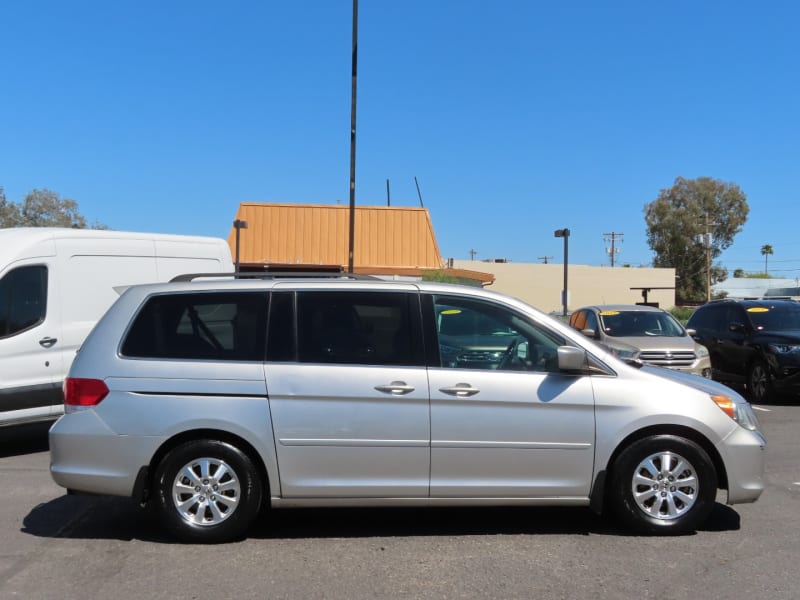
748;360;772;404
609;435;717;535
154;439;262;543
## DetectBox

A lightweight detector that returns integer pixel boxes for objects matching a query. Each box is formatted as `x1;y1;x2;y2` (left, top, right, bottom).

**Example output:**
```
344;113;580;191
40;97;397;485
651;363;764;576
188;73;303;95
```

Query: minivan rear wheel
154;439;262;543
609;435;717;535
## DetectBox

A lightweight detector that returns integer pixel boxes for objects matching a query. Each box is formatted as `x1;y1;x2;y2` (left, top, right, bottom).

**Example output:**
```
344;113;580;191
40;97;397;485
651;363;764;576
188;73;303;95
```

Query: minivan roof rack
170;271;381;283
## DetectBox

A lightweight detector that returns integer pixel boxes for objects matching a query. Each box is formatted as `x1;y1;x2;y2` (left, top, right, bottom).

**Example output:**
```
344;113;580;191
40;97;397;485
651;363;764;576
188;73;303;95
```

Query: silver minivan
49;275;765;543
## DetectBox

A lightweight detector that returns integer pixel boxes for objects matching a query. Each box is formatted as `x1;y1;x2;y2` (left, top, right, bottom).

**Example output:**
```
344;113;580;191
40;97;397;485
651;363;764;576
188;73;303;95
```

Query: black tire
154;439;263;543
747;360;772;404
609;435;717;535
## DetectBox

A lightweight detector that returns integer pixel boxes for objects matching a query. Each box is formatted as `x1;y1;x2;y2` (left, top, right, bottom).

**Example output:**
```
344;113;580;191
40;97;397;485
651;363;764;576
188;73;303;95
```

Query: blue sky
1;1;798;275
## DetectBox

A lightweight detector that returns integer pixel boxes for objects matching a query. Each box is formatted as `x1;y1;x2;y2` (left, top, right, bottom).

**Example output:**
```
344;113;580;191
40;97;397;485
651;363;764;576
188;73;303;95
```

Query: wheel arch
592;424;728;515
139;429;271;505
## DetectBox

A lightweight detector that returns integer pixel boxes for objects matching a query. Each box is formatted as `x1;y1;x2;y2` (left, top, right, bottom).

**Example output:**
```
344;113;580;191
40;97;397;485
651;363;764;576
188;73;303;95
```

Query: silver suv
569;304;712;377
49;274;765;542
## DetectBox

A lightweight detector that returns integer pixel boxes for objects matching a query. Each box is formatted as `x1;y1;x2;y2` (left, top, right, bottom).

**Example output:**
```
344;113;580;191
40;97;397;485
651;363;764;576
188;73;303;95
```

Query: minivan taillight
64;378;109;406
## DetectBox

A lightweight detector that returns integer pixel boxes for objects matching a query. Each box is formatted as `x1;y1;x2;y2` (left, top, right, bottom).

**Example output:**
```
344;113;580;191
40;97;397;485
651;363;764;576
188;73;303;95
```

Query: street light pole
554;228;570;317
233;219;248;277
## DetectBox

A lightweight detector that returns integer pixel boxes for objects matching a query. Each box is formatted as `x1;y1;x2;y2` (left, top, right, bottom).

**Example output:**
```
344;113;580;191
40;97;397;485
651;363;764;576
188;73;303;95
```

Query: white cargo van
0;227;234;426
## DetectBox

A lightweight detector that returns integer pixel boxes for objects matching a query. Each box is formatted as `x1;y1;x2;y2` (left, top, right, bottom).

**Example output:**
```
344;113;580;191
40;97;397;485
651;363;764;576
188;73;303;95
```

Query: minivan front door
425;294;596;499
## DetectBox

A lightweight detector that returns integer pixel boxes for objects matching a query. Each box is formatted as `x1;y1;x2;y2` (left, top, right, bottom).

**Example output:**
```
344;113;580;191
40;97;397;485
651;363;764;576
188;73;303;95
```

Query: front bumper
719;425;766;505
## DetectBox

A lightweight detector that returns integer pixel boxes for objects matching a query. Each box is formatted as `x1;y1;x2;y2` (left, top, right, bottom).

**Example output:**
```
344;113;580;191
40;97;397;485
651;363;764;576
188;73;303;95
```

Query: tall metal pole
554;228;570;317
347;0;358;273
563;232;569;316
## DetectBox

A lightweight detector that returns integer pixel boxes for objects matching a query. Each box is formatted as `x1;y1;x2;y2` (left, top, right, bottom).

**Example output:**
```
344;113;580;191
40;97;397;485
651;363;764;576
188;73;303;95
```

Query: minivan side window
296;291;423;366
0;265;48;339
431;294;564;372
121;292;268;360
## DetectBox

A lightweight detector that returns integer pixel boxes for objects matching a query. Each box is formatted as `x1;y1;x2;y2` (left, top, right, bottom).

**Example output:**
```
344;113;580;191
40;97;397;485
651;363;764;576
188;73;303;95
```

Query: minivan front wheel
154;439;262;543
609;435;717;535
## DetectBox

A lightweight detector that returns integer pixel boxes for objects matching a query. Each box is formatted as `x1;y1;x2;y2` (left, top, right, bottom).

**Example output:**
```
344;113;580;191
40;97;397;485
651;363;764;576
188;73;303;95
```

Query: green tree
733;268;745;278
0;188;106;229
645;176;749;302
760;244;773;275
0;186;21;226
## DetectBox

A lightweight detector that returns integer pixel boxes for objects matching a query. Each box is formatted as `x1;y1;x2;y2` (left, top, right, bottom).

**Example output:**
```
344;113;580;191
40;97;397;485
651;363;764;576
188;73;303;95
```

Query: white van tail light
64;378;109;407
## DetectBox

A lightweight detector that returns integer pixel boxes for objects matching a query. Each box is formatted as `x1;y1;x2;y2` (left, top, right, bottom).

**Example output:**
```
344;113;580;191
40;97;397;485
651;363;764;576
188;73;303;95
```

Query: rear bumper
49;411;162;497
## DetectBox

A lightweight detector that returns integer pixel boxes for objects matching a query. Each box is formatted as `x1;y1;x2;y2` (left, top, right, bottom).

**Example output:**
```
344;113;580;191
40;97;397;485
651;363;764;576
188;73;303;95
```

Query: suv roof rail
170;271;381;283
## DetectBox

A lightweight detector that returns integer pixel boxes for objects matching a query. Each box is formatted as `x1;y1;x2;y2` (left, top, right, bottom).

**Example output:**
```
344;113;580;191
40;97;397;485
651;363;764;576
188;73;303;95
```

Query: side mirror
729;322;746;334
685;328;697;336
580;328;598;339
557;346;586;372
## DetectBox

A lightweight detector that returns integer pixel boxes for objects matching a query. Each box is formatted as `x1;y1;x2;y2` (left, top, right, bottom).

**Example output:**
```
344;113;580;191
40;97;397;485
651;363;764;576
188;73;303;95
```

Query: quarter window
0;265;47;339
121;292;268;360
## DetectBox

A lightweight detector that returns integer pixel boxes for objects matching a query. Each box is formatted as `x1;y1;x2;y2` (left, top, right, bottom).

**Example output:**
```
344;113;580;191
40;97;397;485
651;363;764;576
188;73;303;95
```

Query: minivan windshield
599;310;685;338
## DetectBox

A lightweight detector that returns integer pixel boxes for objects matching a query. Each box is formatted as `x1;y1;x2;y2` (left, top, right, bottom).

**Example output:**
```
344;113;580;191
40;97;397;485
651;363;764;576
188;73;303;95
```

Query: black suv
686;299;800;402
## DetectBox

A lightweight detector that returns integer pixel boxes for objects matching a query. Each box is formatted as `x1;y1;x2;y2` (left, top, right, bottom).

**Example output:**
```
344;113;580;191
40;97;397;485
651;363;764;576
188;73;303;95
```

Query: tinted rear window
121;292;268;360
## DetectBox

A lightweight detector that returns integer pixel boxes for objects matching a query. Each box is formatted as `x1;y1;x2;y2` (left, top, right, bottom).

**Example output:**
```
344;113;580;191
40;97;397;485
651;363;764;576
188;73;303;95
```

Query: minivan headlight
711;394;760;431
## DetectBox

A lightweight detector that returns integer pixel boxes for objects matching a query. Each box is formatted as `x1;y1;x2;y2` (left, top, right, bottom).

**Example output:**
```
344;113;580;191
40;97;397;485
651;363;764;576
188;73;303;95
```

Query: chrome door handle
39;337;58;348
374;381;415;395
439;383;480;397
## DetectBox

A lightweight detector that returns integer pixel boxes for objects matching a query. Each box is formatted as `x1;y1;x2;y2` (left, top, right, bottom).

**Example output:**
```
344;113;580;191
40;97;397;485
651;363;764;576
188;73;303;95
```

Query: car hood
606;335;696;352
753;329;800;342
641;364;748;403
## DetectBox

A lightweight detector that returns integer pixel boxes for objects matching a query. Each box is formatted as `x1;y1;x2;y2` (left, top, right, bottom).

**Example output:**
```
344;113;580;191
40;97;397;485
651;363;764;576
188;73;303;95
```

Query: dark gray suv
686;299;800;403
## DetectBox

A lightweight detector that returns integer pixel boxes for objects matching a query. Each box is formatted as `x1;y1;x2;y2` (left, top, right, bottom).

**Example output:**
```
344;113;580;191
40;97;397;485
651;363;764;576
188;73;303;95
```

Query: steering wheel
497;338;519;370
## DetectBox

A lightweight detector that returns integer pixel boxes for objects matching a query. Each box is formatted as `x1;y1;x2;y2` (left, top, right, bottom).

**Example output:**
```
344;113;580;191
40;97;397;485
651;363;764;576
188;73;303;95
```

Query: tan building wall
452;260;677;313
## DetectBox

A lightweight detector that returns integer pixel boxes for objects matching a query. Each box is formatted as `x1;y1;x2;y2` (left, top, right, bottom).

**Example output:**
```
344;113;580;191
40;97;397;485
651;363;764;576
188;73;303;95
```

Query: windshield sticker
599;311;620;316
440;309;461;315
747;307;769;313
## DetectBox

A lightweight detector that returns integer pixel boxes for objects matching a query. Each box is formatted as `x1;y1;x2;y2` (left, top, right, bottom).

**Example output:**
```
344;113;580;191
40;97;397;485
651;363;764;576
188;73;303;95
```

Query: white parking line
752;406;771;412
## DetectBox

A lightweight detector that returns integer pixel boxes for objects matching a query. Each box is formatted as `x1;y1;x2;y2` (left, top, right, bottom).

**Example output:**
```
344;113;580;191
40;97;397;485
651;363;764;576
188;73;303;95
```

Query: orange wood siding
228;203;445;269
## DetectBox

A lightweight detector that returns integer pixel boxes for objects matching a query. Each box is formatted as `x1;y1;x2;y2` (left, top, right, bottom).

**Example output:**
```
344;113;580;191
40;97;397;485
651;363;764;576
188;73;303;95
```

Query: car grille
638;350;696;367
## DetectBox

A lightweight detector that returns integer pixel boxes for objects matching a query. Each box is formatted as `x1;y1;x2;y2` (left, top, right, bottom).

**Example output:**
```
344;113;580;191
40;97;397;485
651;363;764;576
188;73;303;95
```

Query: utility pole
469;248;477;261
704;213;712;302
538;256;553;264
347;0;358;273
603;232;623;267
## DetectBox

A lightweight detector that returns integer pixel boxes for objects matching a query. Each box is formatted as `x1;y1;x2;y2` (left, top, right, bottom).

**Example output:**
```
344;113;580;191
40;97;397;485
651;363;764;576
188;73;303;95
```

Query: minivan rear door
265;288;430;498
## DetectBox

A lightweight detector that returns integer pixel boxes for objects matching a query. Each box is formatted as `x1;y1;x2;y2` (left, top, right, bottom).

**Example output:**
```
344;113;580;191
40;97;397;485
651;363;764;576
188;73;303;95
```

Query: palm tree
761;244;774;275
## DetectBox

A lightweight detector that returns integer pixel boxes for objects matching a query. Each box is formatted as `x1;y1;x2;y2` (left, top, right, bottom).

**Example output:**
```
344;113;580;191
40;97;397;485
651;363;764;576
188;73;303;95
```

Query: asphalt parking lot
2;398;799;600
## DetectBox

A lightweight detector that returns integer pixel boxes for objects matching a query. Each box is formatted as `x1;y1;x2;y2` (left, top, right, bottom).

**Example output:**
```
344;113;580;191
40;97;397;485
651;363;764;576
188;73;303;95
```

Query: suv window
296;291;422;366
0;265;47;339
432;294;564;372
121;292;268;360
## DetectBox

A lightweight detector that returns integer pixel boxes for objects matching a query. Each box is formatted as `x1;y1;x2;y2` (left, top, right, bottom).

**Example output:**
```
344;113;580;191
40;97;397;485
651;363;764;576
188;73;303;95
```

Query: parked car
0;227;233;428
49;274;764;542
569;304;711;377
686;298;800;403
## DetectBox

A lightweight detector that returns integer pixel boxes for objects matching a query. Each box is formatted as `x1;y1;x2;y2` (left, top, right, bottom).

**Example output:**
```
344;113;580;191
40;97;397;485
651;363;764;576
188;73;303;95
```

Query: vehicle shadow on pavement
21;496;740;543
0;422;52;458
